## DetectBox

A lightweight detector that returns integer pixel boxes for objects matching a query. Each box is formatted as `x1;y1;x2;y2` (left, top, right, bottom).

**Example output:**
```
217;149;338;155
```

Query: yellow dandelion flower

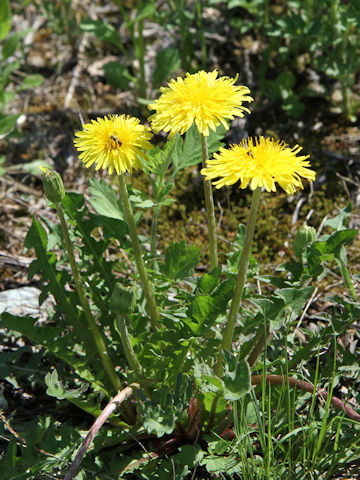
148;70;253;137
74;115;153;175
201;137;316;194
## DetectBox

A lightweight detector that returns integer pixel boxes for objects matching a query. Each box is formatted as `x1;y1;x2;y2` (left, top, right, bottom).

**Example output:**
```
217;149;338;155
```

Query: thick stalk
116;314;143;377
201;134;218;270
215;188;262;377
118;173;160;326
56;203;121;394
150;204;160;258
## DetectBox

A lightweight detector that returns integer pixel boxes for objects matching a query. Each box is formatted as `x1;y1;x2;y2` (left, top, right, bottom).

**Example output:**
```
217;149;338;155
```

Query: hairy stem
215;188;261;377
201;134;218;270
150;204;160;268
118;173;160;327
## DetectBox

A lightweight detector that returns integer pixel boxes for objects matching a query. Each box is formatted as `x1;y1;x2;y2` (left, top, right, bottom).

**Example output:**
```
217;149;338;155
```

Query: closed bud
110;284;136;315
41;168;65;204
293;224;317;259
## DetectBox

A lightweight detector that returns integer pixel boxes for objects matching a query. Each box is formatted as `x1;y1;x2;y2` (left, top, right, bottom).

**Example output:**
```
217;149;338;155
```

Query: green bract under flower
201;136;316;194
74;115;153;175
148;70;253;137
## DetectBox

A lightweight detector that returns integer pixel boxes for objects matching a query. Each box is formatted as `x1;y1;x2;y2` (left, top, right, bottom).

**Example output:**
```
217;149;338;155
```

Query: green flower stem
118;173;160;327
215;187;262;377
56;203;121;393
150;204;160;260
116;314;144;377
201;133;218;270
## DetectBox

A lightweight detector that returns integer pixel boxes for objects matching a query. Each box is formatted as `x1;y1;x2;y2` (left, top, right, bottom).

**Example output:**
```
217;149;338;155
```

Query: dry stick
64;384;140;480
251;375;360;422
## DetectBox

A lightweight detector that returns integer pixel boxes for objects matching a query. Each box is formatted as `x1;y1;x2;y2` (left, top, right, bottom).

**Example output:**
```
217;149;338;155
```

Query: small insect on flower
73;114;154;175
201;136;316;194
110;134;123;147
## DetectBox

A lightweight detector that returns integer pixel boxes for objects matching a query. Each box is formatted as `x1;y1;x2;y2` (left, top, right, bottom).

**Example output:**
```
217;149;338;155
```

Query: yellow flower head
74;115;153;175
201;137;316;194
148;70;253;137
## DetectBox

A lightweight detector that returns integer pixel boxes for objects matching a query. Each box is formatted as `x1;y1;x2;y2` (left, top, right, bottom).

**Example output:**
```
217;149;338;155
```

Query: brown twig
251;375;360;422
64;383;140;480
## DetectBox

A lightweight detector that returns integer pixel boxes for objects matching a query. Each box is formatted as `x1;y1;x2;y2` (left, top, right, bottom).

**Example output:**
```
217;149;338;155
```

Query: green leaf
0;154;5;176
0;312;92;376
275;286;315;320
142;403;177;437
187;278;234;334
0;113;20;136
201;453;242;475
194;360;222;393
141;377;192;437
197;265;221;294
131;2;156;24
90;212;128;241
251;286;315;330
172;445;204;480
222;351;251;400
153;47;181;88
17;73;44;91
142;135;178;180
129;186;156;208
187;296;216;332
13;159;52;175
324;203;352;231
310;229;358;260
24;215;48;252
45;369;88;400
163;240;201;280
23;216;95;344
0;313;61;344
88;177;125;219
171;124;226;178
158;197;175;206
207;124;227;154
80;18;122;47
2;29;30;60
0;0;11;42
157;182;174;202
0;60;19;86
103;62;134;90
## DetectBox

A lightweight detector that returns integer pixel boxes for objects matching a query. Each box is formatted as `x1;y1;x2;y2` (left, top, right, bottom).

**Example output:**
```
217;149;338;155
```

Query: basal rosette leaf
221;351;251;401
140;375;192;438
45;369;88;400
163;240;201;280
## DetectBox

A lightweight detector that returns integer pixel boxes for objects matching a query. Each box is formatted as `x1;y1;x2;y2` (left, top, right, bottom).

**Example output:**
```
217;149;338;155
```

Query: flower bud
293;224;317;260
41;168;65;204
110;284;136;315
